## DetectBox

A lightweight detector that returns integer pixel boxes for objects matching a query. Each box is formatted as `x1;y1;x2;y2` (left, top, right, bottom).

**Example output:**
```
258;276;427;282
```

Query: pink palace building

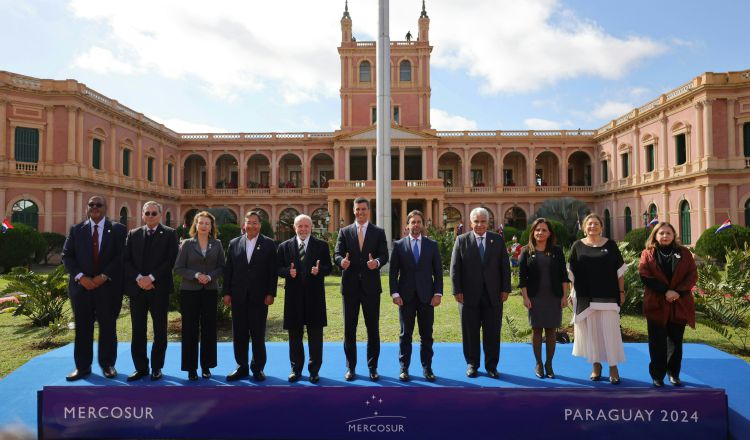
2;3;750;244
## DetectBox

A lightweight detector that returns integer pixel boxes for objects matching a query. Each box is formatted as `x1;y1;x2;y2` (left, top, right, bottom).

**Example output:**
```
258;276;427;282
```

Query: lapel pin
490;239;494;244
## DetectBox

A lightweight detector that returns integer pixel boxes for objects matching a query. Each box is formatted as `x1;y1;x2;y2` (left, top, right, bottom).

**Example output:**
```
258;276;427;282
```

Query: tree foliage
519;219;573;248
695;225;750;263
0;223;46;273
41;232;66;265
622;227;651;253
531;197;590;240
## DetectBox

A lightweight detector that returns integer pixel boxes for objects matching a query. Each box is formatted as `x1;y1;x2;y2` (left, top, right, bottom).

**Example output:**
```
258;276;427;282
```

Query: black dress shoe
544;362;555;379
102;366;117;379
288;372;301;383
252;370;266;381
309;374;320;384
653;378;664;387
668;374;682;386
151;369;162;381
369;368;380;381
226;367;249;382
534;363;545;379
423;368;436;382
66;368;91;382
487;368;500;379
399;369;409;382
344;369;355;381
188;370;199;381
127;370;149;382
466;366;478;378
610;376;621;385
201;368;211;379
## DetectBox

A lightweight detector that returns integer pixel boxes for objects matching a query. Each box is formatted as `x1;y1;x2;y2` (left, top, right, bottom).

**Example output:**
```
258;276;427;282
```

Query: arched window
184;209;201;227
680;201;691;245
14;127;39;163
604;209;611;238
165;211;172;227
624;207;632;234
119;207;128;228
503;207;527;230
278;208;300;242
11;199;39;229
648;203;658;224
359;61;371;82
399;60;411;81
744;122;750;158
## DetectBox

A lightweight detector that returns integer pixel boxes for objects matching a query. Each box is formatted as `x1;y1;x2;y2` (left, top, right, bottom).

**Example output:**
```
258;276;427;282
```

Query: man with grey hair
277;214;332;383
450;207;511;378
123;201;179;381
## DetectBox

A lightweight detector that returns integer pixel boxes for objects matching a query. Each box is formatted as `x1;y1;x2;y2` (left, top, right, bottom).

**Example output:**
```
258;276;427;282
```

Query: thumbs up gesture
367;253;378;270
341;252;351;270
311;260;320;276
289;262;297;279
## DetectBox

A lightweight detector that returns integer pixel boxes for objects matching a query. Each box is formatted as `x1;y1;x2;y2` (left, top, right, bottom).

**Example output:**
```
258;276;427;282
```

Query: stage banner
40;386;727;439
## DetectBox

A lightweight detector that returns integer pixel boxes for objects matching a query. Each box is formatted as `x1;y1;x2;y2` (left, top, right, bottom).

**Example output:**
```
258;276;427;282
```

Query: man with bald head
277;214;332;383
62;195;127;381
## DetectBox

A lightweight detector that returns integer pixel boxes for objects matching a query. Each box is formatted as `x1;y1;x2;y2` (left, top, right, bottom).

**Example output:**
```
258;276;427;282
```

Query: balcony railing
278;188;303;195
246;188;271;195
469;186;492;193
445;186;463;193
215;188;238;196
309;188;327;194
15;162;38;173
502;186;528;193
535;186;560;193
568;185;592;192
182;188;207;196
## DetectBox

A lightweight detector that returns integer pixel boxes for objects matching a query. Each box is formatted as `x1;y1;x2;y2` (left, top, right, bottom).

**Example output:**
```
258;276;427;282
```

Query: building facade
2;3;750;244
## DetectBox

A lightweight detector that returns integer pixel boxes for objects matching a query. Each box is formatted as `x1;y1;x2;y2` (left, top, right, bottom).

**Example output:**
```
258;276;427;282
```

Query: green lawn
1;275;747;378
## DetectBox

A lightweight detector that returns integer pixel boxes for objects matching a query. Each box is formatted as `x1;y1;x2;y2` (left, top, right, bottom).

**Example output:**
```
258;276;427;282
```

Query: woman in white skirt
568;213;627;384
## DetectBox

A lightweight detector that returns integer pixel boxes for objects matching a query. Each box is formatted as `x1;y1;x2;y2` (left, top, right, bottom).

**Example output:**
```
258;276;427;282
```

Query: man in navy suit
389;210;443;382
223;211;278;381
123;201;178;382
334;197;389;381
62;195;127;381
450;207;511;379
277;214;332;383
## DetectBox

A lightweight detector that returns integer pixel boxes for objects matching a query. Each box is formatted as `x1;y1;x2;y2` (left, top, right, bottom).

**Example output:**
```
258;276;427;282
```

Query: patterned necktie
298;241;306;264
148;228;155;236
478;236;485;263
358;224;365;250
92;224;100;269
412;238;420;264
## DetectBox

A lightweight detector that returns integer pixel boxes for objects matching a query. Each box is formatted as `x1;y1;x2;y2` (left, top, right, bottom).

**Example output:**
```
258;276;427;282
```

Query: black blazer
277;235;332;329
450;231;511;307
123;224;179;296
334;222;389;296
517;245;569;298
62;218;127;296
389;235;443;304
223;234;278;304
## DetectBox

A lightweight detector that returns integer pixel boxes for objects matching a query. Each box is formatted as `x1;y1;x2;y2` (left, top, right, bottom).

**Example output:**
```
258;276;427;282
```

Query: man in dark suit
450;207;511;378
389;210;443;382
123;201;178;382
223;211;278;381
62;195;127;381
334;197;388;381
277;214;332;383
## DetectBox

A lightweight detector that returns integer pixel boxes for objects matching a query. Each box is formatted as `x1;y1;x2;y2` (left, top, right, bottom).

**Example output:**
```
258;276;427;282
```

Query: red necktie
92;224;100;270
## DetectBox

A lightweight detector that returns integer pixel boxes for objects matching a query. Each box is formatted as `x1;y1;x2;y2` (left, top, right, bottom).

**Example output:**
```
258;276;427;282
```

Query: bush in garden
0;223;46;272
695;225;750;263
2;265;68;327
623;227;650;253
41;232;66;265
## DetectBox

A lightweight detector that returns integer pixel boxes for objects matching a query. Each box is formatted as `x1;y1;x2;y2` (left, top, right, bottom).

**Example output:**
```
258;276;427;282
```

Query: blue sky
2;0;747;133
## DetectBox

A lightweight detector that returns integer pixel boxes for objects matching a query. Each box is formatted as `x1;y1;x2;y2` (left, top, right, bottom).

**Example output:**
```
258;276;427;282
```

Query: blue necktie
478;236;485;263
412;238;420;264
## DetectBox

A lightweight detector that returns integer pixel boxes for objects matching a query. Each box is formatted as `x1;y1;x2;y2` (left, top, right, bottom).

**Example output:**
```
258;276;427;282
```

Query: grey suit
450;231;511;371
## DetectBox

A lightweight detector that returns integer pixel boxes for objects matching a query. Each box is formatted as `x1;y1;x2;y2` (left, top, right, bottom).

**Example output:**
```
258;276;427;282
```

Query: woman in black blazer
519;218;570;379
174;211;225;381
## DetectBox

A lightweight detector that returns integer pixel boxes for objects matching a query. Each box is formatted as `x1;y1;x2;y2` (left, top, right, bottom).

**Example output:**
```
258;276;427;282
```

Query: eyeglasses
88;203;104;208
144;212;159;217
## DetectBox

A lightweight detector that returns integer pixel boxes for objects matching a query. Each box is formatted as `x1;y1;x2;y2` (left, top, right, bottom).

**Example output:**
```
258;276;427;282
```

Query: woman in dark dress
519;218;569;379
569;213;627;384
638;222;697;387
174;211;225;381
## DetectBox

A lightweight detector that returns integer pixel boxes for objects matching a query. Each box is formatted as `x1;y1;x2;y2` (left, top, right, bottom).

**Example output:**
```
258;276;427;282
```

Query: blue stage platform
0;342;747;439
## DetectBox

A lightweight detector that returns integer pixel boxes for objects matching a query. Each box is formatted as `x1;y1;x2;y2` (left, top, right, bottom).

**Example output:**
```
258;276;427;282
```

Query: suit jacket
62;218;126;296
639;247;697;328
223;234;278;304
123;224;179;296
389;235;443;304
334;222;389;296
277;235;332;329
450;231;511;307
173;237;225;291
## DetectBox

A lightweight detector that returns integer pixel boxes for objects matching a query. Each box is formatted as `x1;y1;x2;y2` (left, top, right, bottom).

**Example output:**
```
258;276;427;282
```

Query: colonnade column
697;185;706;232
67;106;76;163
366;147;373;180
727;98;737;160
730;185;738;226
45;106;54;164
705;185;715;227
703;100;714;158
66;190;75;228
399;147;405;180
0;100;6;160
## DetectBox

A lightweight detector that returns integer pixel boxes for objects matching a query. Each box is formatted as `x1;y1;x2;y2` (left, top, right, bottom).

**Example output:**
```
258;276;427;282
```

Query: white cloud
72;46;139;75
151;116;227;134
431;108;478;130
592;100;634;120
524;118;572;130
629;87;650;98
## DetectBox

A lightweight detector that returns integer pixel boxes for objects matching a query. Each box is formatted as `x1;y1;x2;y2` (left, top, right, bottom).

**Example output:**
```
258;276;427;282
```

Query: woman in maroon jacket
638;222;698;387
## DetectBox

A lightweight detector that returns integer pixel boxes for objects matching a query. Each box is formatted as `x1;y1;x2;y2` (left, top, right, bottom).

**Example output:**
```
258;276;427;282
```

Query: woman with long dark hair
638;222;697;387
519;218;569;378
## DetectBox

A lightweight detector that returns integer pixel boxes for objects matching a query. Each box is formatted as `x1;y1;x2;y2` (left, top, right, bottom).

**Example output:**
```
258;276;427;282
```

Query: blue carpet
1;342;748;438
